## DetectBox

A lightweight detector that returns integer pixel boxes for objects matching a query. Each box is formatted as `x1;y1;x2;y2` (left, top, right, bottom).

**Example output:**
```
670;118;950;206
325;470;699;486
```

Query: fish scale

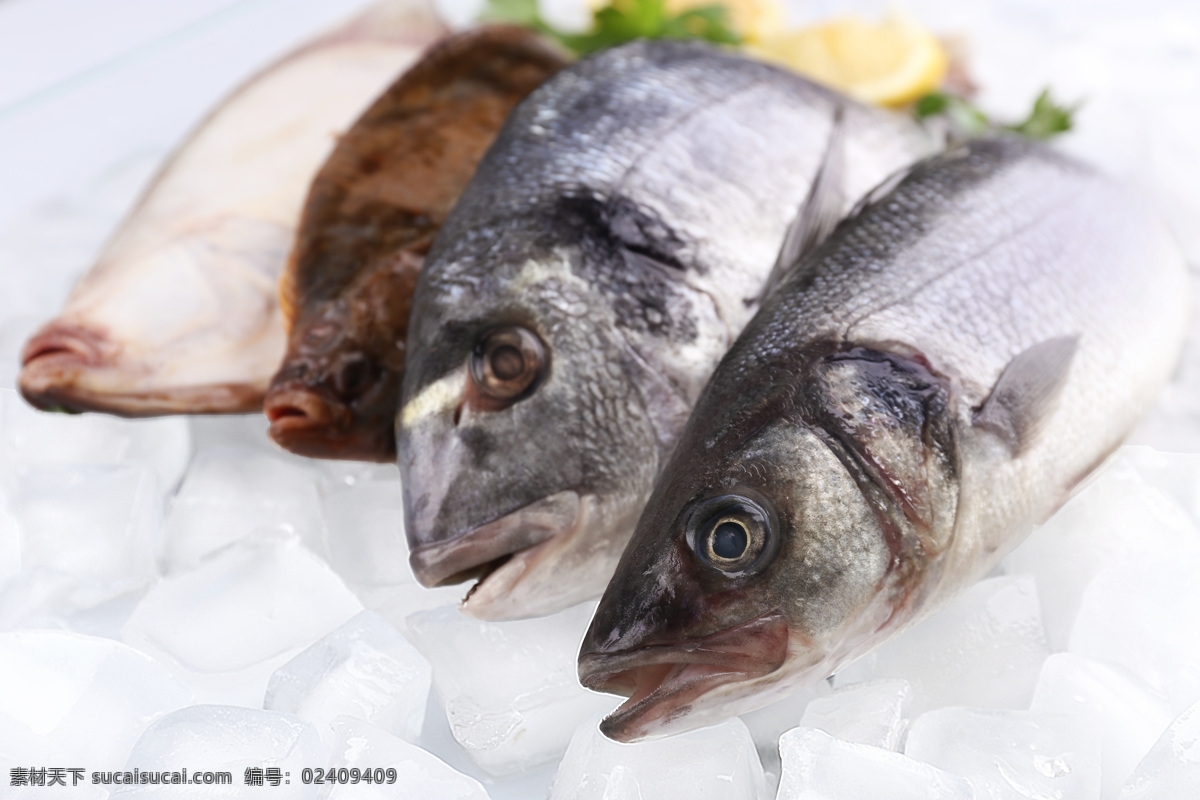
399;39;934;620
578;137;1190;742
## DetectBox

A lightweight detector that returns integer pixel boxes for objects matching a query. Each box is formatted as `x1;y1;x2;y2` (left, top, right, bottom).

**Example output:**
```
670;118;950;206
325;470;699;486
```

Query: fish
264;26;567;462
577;137;1191;742
17;0;444;416
398;39;934;620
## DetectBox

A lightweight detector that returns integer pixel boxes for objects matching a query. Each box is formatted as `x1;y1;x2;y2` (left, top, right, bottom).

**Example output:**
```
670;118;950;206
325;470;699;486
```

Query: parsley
481;0;741;57
915;88;1078;141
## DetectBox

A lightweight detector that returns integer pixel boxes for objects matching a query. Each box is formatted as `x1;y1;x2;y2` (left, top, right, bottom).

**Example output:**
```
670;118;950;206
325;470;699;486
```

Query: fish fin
973;336;1079;454
759;106;848;300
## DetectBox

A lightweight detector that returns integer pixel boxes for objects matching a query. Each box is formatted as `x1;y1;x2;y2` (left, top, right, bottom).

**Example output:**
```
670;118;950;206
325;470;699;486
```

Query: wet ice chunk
111;705;325;799
265;611;431;744
1120;700;1200;799
405;602;613;776
550;714;766;800
799;680;912;750
0;630;191;770
905;707;1101;800
122;532;361;705
320;717;490;800
834;576;1049;715
739;684;826;790
1002;451;1200;649
1032;653;1174;800
320;479;462;626
777;727;974;800
2;464;159;618
1068;555;1200;716
0;387;190;494
162;446;325;571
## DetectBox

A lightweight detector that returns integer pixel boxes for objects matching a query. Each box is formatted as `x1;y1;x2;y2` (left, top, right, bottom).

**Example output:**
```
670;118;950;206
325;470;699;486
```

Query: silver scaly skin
578;137;1190;741
397;39;933;620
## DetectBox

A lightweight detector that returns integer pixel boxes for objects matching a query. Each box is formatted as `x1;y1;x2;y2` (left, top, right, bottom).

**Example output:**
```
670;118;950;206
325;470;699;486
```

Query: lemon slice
750;15;948;107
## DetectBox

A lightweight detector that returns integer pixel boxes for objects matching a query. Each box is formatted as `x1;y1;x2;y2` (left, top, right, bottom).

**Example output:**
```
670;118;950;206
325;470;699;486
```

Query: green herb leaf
1004;89;1077;139
480;0;741;57
913;87;1078;141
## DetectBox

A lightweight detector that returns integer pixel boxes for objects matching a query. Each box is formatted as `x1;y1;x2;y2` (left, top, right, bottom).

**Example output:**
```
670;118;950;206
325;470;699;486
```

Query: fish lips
578;611;789;742
408;489;582;595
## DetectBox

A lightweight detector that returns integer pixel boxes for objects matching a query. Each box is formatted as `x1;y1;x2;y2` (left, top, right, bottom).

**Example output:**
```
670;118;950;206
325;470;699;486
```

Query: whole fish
18;0;444;416
265;26;567;462
398;39;933;619
577;138;1190;741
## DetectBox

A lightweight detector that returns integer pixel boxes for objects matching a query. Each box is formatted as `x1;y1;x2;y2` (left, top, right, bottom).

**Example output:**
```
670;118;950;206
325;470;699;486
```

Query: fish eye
688;494;778;575
470;326;545;404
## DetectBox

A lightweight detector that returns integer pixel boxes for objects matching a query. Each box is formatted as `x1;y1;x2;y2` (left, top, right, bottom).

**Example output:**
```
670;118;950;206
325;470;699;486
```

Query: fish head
399;240;663;620
265;249;422;461
19;216;288;415
579;347;958;741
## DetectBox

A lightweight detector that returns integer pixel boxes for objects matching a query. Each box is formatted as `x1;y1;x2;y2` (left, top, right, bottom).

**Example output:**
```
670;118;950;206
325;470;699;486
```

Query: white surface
1;2;1199;800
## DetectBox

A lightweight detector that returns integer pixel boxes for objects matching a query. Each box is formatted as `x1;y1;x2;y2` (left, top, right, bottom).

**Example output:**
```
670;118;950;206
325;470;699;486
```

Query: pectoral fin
973;336;1079;454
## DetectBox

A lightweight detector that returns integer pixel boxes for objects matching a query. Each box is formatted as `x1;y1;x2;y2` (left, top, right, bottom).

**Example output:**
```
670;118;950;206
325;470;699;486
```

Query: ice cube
834;575;1049;715
319;479;462;626
1001;451;1200;649
739;683;827;791
549;714;766;800
799;680;913;751
1068;555;1200;716
0;387;190;495
905;707;1101;800
109;705;326;799
162;446;326;571
1120;699;1200;799
404;602;614;776
2;463;159;618
319;717;490;800
0;630;191;770
776;727;975;800
1032;653;1174;800
122;532;362;706
264;611;431;745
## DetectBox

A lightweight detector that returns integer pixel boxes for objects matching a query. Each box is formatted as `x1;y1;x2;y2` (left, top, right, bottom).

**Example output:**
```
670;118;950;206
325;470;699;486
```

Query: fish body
18;1;444;416
398;39;933;619
265;26;567;462
578;138;1190;741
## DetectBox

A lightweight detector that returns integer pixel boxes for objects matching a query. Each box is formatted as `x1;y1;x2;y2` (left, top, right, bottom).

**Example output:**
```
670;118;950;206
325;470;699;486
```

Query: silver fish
18;0;443;416
577;137;1190;741
398;40;933;619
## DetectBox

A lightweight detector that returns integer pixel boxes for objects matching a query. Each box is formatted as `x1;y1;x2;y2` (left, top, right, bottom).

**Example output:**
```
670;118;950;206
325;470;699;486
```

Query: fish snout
578;612;790;742
264;381;355;449
18;323;114;410
407;490;581;588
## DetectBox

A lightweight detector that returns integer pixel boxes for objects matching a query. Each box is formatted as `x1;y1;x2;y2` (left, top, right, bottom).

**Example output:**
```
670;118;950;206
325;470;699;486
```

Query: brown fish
264;26;568;461
17;0;444;417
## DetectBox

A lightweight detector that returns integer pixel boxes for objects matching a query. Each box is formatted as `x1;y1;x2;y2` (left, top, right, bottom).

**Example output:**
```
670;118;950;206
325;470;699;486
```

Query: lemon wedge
750;15;948;107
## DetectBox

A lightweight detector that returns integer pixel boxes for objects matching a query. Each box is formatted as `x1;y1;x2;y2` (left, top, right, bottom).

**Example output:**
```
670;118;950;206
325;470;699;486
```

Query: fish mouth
578;611;789;742
21;323;110;371
408;490;582;613
263;383;394;461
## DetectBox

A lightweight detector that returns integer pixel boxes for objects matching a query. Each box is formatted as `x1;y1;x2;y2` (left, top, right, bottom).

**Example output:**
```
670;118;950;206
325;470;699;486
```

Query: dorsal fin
759;106;847;301
973;336;1079;454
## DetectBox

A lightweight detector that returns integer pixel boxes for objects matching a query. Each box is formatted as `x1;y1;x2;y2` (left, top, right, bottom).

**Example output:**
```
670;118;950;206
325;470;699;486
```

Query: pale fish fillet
18;0;444;415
